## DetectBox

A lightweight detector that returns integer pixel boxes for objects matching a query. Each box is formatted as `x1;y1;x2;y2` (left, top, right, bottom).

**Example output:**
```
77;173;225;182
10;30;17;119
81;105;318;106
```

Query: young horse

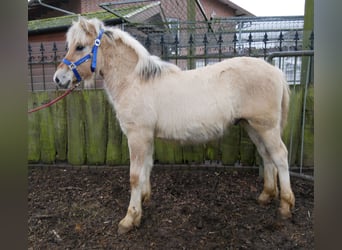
54;17;295;234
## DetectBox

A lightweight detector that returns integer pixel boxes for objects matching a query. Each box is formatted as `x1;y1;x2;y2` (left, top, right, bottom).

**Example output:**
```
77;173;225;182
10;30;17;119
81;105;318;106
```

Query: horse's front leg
118;132;154;234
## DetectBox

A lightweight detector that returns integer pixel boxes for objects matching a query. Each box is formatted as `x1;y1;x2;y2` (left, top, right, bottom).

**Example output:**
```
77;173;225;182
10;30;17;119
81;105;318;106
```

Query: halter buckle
94;39;101;47
68;62;77;70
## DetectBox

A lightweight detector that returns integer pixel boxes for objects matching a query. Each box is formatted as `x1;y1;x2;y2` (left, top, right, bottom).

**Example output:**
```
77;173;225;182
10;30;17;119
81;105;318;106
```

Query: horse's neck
101;39;139;85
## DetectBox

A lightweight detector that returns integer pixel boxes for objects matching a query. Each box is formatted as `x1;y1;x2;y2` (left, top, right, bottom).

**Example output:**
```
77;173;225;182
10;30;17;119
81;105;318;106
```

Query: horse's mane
107;27;181;80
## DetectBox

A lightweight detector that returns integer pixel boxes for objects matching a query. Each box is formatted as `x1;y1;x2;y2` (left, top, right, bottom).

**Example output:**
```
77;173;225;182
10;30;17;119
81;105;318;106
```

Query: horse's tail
280;76;290;133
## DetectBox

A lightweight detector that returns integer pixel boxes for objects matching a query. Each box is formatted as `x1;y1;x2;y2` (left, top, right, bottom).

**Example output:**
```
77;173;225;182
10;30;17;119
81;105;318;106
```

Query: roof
28;0;75;20
28;0;254;35
28;3;162;35
218;0;255;16
28;10;120;34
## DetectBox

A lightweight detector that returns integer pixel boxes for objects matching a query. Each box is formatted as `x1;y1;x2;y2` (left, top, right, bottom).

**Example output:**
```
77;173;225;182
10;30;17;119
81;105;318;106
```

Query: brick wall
29;32;66;43
79;0;238;20
80;0;110;13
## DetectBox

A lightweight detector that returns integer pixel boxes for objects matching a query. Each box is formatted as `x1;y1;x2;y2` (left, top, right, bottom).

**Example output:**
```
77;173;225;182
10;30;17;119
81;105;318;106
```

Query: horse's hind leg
254;126;295;218
241;122;279;204
118;132;154;234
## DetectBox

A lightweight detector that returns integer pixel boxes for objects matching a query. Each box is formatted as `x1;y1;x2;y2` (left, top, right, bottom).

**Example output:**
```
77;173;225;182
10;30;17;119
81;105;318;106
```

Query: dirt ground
28;165;314;249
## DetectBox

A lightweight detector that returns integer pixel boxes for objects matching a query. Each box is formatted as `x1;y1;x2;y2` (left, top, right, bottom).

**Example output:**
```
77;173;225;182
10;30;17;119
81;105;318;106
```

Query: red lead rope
28;84;79;114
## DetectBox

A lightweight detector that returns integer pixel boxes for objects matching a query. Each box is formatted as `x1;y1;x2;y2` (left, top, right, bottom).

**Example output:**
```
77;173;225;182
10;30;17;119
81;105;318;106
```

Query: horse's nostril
54;77;60;84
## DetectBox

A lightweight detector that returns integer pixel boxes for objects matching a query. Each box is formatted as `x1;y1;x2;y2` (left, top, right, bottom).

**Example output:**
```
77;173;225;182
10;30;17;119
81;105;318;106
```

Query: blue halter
62;29;104;82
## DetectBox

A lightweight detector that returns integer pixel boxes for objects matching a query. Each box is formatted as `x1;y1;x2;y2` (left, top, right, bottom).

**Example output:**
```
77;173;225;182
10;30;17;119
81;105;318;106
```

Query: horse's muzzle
53;69;73;89
54;74;71;88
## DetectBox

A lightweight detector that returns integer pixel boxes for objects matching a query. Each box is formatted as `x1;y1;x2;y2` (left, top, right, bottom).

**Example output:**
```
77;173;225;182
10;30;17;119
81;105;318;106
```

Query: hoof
117;210;142;234
278;192;295;219
117;222;134;235
258;192;273;205
278;207;292;219
284;192;295;209
258;188;279;206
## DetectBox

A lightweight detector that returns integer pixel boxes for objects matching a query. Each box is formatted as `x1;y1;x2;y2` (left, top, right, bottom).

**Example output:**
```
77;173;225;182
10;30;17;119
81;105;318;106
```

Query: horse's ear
78;17;96;36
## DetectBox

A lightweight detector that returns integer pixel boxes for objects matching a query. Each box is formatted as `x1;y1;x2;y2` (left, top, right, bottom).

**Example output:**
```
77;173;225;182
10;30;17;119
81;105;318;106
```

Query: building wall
80;0;109;13
78;0;239;21
29;32;67;43
201;0;235;18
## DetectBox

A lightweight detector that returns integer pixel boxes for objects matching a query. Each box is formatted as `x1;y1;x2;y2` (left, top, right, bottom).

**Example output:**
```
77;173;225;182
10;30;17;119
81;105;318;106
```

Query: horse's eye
76;45;85;51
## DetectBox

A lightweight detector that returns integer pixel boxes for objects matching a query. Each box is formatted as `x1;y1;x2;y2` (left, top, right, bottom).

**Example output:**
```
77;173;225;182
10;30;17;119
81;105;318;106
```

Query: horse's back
152;56;286;142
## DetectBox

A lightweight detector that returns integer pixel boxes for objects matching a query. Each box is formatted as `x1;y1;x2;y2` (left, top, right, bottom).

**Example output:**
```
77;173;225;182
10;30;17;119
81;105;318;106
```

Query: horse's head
53;17;104;88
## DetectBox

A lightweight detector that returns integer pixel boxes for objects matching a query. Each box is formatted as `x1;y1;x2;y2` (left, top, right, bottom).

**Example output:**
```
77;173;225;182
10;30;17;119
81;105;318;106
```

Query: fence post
294;31;299;50
188;34;195;69
66;92;86;165
160;35;166;60
187;0;195;68
28;92;40;162
247;33;253;56
38;92;56;163
145;35;151;52
278;32;284;51
106;106;123;165
174;34;179;65
233;33;237;56
218;33;223;61
263;32;268;59
51;91;68;162
28;44;34;91
203;33;208;65
52;42;58;66
83;90;108;165
40;43;46;90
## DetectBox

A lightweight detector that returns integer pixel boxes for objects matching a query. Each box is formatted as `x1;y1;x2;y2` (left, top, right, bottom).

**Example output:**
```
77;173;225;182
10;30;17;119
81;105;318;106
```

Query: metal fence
27;16;314;179
267;50;314;180
27;16;313;91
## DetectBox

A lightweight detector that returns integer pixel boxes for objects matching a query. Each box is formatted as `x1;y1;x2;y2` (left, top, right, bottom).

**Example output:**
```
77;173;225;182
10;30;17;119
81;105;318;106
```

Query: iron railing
267;50;314;181
28;16;312;91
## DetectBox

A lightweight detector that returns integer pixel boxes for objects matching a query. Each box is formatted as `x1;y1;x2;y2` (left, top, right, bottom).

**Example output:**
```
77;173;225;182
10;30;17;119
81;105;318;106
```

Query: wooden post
221;126;240;165
239;126;256;165
83;90;107;165
204;140;221;163
299;0;314;168
154;139;177;164
302;85;314;166
38;92;56;163
53;91;67;162
66;91;86;165
106;105;122;165
28;92;40;163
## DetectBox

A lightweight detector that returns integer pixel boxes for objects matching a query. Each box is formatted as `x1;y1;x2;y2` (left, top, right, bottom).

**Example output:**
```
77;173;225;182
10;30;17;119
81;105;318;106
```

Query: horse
53;17;295;234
